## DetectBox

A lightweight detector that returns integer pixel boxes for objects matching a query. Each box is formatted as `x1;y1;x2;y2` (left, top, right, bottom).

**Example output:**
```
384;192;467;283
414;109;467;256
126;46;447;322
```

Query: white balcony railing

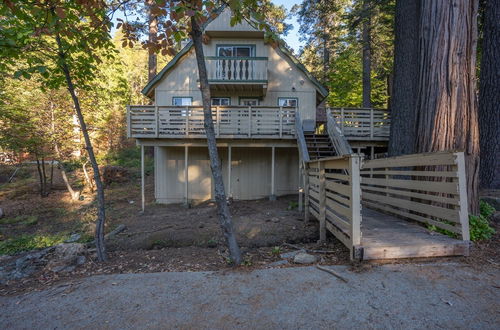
127;105;295;139
205;57;268;82
328;108;390;140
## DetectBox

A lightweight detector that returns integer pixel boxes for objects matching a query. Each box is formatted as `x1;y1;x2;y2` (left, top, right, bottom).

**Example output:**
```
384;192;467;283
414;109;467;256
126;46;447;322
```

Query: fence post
126;105;131;138
455;152;470;243
369;108;374;139
319;160;326;242
155;106;159;138
248;106;252;137
349;155;362;248
340;107;344;132
216;106;220;137
304;162;310;224
185;106;189;136
279;106;283;138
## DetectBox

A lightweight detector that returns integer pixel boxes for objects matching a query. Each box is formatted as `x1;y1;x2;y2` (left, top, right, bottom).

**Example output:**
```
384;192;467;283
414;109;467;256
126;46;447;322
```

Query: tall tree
146;0;158;82
388;0;419;156
361;0;372;108
478;0;500;189
414;1;480;214
0;0;116;261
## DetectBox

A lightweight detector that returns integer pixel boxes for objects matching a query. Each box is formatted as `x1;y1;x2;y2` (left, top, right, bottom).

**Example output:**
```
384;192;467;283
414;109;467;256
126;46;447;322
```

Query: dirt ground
1;165;499;297
0;166;349;295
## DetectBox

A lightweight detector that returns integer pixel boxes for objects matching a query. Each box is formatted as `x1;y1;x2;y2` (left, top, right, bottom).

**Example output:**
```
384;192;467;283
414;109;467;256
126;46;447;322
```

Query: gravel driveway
1;262;499;329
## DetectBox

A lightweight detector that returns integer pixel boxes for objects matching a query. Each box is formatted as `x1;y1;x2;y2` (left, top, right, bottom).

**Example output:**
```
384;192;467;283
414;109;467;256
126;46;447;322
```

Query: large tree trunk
361;0;372;108
388;0;420;156
55;33;107;261
478;0;500;190
415;1;480;215
190;17;242;265
147;0;158;82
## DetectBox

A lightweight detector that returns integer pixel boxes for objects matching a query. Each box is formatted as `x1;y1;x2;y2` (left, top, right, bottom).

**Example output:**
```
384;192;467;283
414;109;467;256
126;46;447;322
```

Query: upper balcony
328;107;391;141
127;105;295;140
205;57;268;94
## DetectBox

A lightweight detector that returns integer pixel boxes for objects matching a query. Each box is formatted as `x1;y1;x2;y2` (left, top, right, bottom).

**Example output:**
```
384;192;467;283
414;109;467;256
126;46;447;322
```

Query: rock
0;249;50;284
76;256;86;265
481;196;500;211
293;252;317;264
268;260;289;267
65;233;81;243
46;243;86;273
53;243;85;259
492;212;500;224
271;217;280;223
0;207;4;218
280;250;303;259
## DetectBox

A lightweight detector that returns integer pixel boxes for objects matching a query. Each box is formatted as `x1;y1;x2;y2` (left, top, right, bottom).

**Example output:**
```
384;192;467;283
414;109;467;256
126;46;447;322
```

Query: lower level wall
154;146;299;204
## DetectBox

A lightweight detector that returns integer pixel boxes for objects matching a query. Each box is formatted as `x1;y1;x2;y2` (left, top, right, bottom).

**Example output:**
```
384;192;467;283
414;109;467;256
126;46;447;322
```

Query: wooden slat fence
360;151;470;240
305;155;362;258
328;107;390;140
128;105;295;139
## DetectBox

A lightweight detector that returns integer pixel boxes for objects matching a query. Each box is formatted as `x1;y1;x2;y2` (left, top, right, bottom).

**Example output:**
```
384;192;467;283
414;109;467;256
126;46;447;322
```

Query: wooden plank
362;200;462;234
361;177;458;194
362;241;469;260
326;197;351;218
361;184;459;205
325;172;350;181
319;161;326;242
325;222;352;251
325;181;352;197
362;191;460;222
325;209;351;233
362;151;456;168
360;170;458;178
326;190;350;207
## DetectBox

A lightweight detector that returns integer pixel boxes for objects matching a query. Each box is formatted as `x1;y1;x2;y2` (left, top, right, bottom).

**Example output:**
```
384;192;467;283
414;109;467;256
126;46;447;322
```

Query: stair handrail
326;109;353;156
295;111;310;163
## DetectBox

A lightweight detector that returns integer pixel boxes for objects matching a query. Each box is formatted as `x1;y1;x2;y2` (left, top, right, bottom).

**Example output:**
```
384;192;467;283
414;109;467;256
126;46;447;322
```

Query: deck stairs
304;134;337;160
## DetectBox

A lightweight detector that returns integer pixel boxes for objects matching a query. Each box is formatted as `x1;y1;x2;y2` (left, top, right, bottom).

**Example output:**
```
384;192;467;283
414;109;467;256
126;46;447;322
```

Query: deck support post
304;162;310;224
141;145;145;212
318;160;326;242
270;146;276;201
184;145;189;207
227;146;232;198
298;161;303;212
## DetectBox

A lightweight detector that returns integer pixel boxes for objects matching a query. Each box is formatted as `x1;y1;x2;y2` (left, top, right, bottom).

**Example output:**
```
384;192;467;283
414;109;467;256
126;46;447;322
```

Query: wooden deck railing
205;56;268;82
305;155;363;257
127;105;295;139
327;108;390;140
326;109;353;156
360;151;470;240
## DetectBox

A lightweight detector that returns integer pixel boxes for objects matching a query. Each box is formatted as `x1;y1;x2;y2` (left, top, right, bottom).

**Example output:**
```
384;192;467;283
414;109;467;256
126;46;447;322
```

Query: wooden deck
360;208;469;260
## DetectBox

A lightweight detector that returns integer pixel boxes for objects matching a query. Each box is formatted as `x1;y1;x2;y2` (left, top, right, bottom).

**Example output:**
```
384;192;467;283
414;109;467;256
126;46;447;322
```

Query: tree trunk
55;33;107;261
147;0;158;82
35;156;45;197
478;0;500;190
190;16;242;265
322;35;329;83
415;0;480;215
361;0;372;108
388;0;420;156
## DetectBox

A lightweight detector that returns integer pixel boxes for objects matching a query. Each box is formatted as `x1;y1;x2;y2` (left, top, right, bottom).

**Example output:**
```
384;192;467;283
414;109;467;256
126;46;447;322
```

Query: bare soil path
1;262;499;329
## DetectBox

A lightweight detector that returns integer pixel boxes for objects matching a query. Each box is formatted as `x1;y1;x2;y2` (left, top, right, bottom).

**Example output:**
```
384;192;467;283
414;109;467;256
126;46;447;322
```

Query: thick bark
388;0;420;156
478;0;500;189
322;35;330;83
147;0;158;82
361;0;372;108
190;17;242;265
55;34;107;261
415;1;480;214
35;156;48;197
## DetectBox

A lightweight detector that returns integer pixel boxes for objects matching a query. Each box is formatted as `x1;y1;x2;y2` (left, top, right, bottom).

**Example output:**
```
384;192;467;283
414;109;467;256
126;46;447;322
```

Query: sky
272;0;303;53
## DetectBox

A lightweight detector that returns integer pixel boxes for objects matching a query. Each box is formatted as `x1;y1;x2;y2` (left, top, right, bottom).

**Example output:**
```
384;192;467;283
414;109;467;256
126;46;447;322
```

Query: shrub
99;147;154;175
0;233;67;255
469;201;496;241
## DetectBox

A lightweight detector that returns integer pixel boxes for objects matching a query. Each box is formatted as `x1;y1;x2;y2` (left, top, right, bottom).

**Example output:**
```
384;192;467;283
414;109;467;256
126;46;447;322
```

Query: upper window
217;45;254;57
278;98;298;107
240;98;259;106
172;97;192;106
211;97;230;106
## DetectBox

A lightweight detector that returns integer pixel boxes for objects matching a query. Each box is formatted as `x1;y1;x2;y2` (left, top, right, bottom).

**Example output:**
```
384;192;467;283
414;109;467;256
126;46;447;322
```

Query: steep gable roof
142;8;328;99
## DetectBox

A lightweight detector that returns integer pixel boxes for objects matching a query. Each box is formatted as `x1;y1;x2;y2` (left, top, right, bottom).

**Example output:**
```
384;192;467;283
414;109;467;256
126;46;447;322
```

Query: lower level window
172;97;192;106
211;97;230;106
278;97;298;107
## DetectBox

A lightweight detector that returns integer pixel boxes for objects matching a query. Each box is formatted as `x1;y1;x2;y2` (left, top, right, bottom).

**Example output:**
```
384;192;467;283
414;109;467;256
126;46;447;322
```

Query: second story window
278;98;298;107
211;97;230;106
172;97;192;106
217;45;254;57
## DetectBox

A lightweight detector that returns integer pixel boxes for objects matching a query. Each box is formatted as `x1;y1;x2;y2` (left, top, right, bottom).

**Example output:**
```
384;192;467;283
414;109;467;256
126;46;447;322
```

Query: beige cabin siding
155;42;317;120
154;146;299;204
204;8;258;33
